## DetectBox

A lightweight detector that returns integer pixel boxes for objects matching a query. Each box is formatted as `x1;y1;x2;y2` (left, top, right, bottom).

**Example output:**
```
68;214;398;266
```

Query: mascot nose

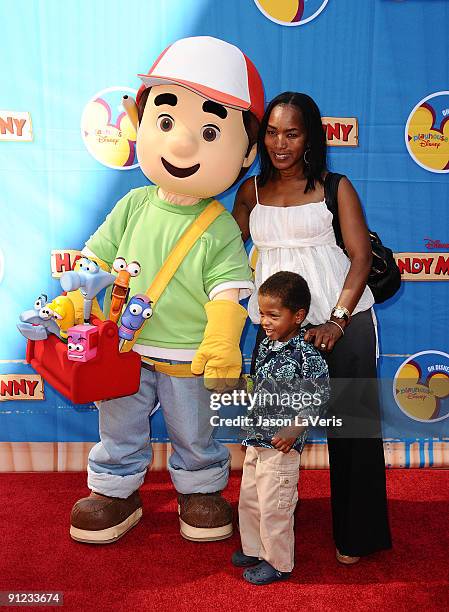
168;128;198;158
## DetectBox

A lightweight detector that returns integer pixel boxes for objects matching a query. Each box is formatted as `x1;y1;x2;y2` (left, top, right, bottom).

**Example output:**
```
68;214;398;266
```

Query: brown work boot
70;490;142;544
178;491;233;542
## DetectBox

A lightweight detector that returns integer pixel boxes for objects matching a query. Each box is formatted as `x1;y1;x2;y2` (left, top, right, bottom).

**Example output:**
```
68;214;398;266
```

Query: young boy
232;271;329;585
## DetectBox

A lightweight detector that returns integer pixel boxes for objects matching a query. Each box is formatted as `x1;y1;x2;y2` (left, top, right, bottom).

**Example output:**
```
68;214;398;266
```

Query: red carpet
1;470;448;611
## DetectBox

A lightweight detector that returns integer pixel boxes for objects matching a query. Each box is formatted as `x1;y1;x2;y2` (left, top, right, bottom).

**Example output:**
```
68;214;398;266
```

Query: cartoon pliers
108;257;141;323
17;294;62;341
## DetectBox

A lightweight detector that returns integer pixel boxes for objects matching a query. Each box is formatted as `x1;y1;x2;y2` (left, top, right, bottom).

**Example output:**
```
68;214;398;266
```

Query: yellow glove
191;300;247;391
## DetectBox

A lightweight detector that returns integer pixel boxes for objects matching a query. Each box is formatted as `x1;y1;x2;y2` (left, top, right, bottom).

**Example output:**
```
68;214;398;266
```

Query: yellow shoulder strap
121;199;225;352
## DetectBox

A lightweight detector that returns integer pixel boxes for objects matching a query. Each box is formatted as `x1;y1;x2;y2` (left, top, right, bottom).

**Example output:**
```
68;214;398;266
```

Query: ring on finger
320;343;326;349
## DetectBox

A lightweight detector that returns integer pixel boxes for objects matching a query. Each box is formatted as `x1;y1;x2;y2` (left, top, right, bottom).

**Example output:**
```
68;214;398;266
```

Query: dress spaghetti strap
253;175;260;205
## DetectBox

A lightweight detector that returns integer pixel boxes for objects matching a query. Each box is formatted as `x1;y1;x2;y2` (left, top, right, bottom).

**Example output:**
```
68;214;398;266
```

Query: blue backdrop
1;0;448;454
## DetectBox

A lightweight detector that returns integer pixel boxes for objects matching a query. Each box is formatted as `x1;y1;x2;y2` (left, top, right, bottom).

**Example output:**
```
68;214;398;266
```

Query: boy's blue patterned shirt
242;329;329;453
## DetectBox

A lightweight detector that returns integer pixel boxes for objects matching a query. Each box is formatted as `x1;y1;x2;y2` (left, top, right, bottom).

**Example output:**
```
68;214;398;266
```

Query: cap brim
138;74;251;112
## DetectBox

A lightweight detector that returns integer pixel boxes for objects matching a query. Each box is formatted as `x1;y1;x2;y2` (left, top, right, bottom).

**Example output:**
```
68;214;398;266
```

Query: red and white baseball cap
136;36;264;121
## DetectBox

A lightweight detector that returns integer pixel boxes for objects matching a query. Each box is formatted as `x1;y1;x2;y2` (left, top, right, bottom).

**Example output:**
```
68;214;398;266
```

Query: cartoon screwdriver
108;258;142;323
118;294;153;351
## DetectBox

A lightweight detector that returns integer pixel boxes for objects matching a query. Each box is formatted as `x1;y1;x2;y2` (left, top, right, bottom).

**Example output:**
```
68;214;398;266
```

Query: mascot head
133;36;264;198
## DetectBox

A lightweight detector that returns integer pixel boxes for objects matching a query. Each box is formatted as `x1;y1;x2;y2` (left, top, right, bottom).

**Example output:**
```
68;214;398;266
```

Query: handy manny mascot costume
70;36;264;544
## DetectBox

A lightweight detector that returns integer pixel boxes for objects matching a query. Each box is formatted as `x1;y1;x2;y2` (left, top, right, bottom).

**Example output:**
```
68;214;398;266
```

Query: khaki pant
238;445;301;573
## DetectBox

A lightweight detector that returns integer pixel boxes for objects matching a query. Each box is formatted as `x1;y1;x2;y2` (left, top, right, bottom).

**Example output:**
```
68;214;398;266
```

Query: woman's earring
303;148;311;165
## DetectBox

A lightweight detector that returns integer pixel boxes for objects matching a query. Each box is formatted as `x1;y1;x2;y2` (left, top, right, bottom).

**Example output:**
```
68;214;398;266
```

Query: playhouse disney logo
394;351;449;422
405;91;449;173
81;87;139;170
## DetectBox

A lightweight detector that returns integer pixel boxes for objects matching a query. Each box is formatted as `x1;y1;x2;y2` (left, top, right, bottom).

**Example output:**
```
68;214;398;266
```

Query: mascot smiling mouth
161;157;200;178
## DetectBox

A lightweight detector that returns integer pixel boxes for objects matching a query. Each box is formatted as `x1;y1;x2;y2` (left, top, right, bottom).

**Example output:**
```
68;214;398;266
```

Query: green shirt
86;186;252;350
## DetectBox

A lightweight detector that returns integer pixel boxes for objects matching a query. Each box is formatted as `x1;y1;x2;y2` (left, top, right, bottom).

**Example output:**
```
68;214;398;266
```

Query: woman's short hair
259;271;311;315
258;92;327;193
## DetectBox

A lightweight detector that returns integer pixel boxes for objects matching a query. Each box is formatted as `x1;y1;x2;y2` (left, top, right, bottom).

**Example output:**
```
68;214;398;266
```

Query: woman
232;92;392;563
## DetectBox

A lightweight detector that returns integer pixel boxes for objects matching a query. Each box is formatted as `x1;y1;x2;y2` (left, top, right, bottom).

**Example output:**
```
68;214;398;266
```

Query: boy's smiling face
137;84;255;197
258;294;305;343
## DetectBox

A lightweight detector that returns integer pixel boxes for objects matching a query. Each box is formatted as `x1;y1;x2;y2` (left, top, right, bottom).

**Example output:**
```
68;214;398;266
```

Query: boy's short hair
259;271;311;315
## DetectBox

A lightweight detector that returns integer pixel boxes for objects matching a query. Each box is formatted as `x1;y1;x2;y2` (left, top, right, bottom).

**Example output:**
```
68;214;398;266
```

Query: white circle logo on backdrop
81;86;139;170
254;0;328;26
405;91;449;174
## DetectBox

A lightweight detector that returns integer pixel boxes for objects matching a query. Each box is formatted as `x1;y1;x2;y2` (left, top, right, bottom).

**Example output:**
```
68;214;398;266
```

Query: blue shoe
243;560;291;585
231;549;260;567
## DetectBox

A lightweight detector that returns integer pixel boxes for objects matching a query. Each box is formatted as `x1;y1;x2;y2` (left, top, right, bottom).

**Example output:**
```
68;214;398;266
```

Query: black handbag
324;172;401;304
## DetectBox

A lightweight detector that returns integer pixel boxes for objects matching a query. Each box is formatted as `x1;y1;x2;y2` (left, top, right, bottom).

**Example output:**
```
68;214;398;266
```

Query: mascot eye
86;261;99;274
201;125;220;142
142;307;153;319
126;261;141;277
129;304;143;316
68;343;75;351
34;294;47;310
78;257;89;270
39;307;51;320
113;257;127;272
157;115;175;132
76;343;85;352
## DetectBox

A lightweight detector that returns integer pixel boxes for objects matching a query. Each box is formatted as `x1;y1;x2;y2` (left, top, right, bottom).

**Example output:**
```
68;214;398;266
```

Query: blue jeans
88;365;230;498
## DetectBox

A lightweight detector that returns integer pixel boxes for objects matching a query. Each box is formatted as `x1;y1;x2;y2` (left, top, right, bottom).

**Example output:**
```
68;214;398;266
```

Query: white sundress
248;176;375;326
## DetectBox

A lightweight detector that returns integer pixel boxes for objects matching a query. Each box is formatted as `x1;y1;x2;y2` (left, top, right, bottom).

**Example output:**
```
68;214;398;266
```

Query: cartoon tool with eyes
45;295;75;340
60;257;115;324
108;257;142;324
67;324;99;363
70;36;264;547
17;294;62;341
118;294;153;342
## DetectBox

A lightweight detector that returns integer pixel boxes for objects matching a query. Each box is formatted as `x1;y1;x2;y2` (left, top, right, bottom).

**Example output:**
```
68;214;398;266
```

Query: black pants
251;310;392;557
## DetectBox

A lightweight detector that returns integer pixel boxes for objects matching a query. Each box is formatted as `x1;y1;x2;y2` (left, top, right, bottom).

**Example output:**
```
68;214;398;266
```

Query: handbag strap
120;199;225;353
324;172;345;247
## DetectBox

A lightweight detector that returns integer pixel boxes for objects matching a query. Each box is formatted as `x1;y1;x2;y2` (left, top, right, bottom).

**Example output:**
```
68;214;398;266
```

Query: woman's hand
304;321;344;352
